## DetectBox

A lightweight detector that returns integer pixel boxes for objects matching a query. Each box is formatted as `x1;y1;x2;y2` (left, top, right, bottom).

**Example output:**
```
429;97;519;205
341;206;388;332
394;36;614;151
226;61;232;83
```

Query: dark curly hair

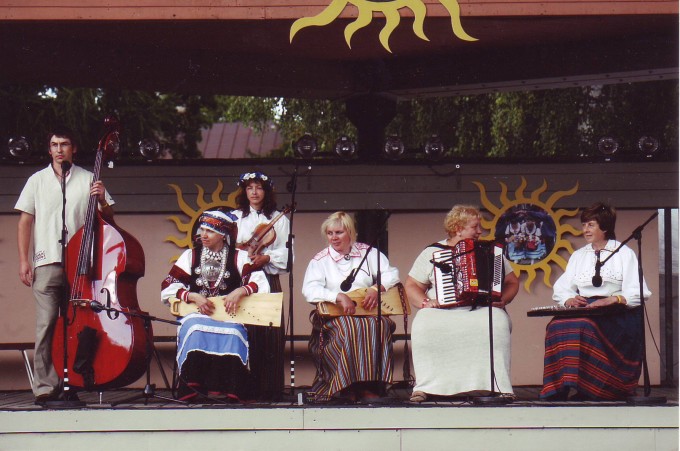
236;179;278;219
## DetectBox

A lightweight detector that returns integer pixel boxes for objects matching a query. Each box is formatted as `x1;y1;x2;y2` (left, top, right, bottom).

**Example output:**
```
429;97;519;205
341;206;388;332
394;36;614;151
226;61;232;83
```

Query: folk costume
234;172;289;400
161;210;269;401
408;241;515;397
541;240;651;400
302;243;400;402
15;163;114;398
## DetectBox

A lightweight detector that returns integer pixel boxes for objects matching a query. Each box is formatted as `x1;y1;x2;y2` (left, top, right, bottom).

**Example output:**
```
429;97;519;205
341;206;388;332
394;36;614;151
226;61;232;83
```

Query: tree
1;80;676;162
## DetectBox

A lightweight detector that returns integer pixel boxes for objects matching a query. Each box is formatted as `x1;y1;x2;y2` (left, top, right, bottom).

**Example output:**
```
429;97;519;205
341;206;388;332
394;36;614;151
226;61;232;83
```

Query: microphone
88;300;105;313
430;259;452;274
592;251;603;287
340;269;356;292
61;160;72;173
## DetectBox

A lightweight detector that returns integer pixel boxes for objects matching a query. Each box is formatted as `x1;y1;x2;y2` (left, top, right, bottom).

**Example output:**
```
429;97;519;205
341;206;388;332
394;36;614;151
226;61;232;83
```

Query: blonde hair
444;205;481;237
321;211;357;243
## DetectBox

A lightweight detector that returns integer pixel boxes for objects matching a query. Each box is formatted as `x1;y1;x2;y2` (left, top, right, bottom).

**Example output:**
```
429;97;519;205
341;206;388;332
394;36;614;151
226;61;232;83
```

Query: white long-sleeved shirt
234;207;291;275
552;239;651;307
302;242;399;304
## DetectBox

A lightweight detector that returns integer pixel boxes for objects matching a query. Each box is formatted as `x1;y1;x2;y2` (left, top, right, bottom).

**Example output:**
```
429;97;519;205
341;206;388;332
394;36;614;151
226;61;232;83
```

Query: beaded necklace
195;245;230;297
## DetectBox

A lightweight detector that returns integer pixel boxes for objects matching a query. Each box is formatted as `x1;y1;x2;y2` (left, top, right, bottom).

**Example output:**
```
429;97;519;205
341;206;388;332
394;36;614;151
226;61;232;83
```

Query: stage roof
1;1;677;99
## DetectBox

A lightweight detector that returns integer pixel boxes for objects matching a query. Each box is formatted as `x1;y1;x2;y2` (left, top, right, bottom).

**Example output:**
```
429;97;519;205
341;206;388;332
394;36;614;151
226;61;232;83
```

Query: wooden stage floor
0;385;677;411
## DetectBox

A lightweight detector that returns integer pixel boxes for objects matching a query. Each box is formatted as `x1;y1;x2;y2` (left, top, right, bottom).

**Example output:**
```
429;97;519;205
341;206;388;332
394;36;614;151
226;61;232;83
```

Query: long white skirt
411;306;513;396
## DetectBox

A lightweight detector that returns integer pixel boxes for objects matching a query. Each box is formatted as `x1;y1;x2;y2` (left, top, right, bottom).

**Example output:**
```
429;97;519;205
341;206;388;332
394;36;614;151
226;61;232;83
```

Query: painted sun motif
473;177;582;292
165;180;238;261
290;0;476;53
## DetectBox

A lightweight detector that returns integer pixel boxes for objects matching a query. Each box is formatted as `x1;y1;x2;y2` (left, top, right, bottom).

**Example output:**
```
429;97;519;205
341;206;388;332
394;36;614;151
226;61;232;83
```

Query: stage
0;386;677;451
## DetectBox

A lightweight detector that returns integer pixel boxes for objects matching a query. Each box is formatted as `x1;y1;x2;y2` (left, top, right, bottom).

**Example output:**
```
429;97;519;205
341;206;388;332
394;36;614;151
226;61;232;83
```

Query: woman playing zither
540;202;651;401
161;210;270;402
302;211;400;403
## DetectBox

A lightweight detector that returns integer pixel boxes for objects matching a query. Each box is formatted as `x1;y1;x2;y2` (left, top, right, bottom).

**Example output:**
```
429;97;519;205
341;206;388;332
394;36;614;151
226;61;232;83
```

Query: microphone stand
48;161;85;409
340;212;391;401
83;291;185;406
284;164;301;400
433;241;510;405
473;241;511;405
605;211;667;406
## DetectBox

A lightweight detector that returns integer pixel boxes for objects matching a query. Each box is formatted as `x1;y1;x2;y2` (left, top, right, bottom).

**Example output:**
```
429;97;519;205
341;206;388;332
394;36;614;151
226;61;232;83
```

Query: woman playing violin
233;172;290;399
234;172;290;290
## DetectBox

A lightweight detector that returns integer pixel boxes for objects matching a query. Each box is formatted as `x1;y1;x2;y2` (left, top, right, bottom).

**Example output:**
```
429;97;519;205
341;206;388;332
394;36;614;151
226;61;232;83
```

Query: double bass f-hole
101;288;120;321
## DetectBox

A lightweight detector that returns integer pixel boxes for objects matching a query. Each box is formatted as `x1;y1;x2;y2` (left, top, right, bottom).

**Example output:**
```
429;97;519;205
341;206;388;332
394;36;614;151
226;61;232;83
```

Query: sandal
409;391;427;403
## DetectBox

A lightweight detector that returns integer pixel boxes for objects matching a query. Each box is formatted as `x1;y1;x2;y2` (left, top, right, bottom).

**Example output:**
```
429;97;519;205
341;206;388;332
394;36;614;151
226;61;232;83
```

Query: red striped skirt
540;308;643;400
309;312;395;402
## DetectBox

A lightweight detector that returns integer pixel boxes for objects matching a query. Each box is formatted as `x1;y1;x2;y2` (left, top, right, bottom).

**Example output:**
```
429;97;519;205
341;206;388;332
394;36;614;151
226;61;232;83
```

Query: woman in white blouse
302;211;400;403
541;202;651;401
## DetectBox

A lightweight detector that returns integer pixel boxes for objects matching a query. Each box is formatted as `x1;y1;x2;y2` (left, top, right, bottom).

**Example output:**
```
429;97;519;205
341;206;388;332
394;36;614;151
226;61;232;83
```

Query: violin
237;204;293;259
52;117;148;390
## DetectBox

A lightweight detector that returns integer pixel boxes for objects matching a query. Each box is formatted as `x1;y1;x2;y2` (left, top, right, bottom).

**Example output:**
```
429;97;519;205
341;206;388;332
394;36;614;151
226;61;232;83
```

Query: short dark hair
581;202;616;240
47;125;78;150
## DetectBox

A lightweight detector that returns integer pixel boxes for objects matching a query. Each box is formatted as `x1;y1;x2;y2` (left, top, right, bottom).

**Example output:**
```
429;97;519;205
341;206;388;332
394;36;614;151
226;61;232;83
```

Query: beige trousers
31;264;63;397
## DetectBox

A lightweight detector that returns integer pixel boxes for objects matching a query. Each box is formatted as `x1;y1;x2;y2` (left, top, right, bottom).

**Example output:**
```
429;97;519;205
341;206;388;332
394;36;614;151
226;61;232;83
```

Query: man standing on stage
15;126;114;405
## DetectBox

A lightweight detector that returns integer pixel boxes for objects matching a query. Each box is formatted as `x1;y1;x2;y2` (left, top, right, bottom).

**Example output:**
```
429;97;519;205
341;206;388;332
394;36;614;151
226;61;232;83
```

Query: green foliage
1;80;676;162
0;86;217;161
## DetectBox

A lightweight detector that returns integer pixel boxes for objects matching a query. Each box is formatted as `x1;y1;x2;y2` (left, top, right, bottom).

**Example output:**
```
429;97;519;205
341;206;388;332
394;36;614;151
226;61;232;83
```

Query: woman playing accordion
405;205;519;402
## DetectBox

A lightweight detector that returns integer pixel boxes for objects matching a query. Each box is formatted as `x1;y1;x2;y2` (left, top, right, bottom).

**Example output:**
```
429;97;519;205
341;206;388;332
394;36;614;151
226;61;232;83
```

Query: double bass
52;117;148;390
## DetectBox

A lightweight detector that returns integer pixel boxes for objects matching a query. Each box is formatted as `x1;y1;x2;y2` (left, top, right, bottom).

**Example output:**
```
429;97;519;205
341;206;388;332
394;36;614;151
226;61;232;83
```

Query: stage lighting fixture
334;135;356;160
638;136;660;158
7;136;31;159
138;138;161;160
294;133;318;159
597;137;619;156
424;135;445;161
383;135;405;160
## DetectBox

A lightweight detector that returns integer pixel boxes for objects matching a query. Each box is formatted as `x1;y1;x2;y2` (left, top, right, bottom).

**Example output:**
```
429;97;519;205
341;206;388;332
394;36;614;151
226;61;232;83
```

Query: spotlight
294;133;318;159
638;136;660;158
334;135;356;160
424;135;445;161
138;138;160;160
7;136;31;159
597;137;619;156
383;135;404;160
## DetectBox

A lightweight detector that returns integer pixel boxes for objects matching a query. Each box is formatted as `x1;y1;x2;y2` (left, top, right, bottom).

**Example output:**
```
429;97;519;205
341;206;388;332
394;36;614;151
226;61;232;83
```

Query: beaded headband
198;210;237;236
238;172;273;189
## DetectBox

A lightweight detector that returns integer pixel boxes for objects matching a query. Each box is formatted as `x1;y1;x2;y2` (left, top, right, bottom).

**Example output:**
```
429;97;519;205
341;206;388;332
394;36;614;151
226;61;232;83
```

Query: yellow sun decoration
290;0;477;53
474;177;582;293
165;180;239;262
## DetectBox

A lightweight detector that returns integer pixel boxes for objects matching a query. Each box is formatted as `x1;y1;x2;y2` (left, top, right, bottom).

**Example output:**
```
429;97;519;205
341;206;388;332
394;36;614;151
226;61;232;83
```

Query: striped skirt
540;308;643;400
309;312;395;402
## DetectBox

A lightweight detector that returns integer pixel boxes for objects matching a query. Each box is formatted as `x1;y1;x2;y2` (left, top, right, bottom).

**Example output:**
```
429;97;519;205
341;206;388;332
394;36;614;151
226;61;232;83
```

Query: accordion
432;239;504;307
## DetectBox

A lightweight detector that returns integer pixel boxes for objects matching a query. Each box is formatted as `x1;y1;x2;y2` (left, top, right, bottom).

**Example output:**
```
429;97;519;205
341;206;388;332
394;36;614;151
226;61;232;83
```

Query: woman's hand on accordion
336;293;357;315
421;298;440;309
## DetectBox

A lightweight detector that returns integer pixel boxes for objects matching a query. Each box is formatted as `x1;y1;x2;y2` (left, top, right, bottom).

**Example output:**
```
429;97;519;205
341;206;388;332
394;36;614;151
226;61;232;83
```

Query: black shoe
34;392;59;406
